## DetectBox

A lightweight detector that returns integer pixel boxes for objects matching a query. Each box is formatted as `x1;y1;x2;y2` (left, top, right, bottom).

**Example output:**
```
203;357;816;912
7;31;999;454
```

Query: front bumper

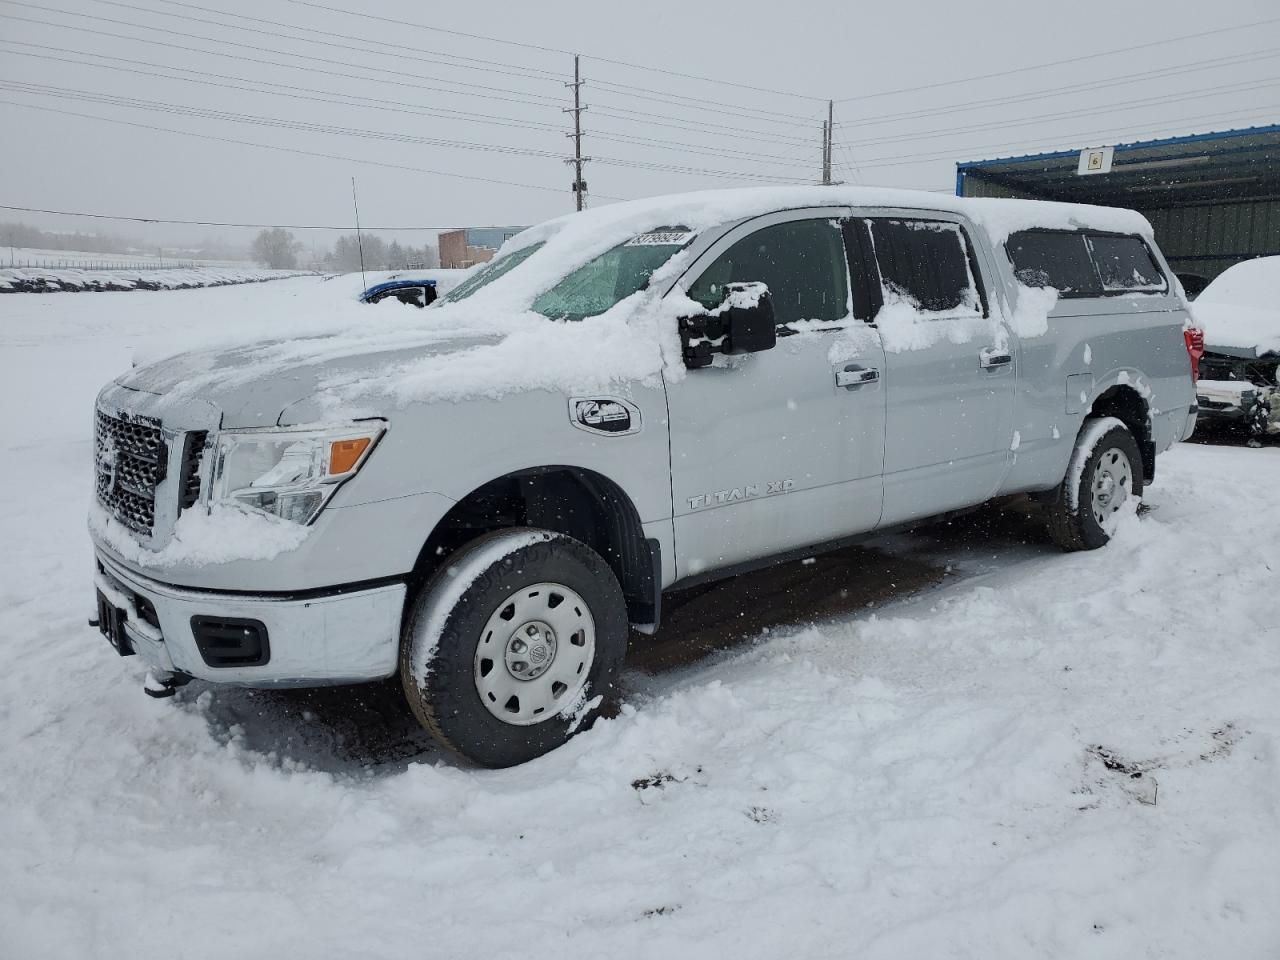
94;550;405;686
1195;386;1280;434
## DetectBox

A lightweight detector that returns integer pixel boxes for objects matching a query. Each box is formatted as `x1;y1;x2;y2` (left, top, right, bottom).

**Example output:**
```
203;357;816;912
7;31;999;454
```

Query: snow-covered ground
1;278;1278;959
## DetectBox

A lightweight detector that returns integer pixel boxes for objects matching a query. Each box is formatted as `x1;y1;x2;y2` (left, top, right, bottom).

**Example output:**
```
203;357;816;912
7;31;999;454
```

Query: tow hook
143;670;192;699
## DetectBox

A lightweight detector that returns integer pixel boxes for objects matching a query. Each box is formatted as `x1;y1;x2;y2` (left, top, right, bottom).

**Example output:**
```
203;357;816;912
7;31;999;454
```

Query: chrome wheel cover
473;581;596;726
1091;446;1133;531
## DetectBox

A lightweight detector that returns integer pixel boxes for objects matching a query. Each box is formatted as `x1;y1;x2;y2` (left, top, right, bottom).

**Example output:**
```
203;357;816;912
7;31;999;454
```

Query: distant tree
331;234;386;272
386;240;406;269
404;243;439;269
251;228;302;269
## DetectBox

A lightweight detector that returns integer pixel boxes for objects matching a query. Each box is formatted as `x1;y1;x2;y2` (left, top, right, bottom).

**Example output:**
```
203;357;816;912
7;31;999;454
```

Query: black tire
399;528;628;768
1045;419;1144;552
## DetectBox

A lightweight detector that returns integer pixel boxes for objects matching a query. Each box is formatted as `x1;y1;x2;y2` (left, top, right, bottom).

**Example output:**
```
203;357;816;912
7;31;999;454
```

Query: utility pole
352;176;367;290
821;99;833;185
565;54;589;211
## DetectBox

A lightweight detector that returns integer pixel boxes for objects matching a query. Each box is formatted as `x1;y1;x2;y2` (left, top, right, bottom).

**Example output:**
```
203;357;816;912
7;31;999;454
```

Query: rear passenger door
858;214;1016;526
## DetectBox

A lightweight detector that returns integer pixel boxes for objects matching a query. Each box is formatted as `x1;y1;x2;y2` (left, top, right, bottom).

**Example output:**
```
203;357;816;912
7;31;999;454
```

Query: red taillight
1184;327;1204;383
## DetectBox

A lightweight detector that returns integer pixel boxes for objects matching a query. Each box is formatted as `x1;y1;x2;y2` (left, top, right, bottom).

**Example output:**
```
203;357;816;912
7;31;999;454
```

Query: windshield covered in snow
440;242;545;304
530;228;694;323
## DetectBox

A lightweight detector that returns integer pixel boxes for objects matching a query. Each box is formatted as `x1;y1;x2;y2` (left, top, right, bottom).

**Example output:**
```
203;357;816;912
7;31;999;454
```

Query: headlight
210;422;385;525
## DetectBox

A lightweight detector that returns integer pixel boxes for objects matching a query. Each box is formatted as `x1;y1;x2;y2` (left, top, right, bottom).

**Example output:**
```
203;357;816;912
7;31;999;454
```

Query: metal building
956;124;1280;293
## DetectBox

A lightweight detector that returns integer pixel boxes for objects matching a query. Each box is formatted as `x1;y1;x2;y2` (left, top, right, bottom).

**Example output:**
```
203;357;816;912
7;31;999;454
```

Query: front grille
95;409;166;534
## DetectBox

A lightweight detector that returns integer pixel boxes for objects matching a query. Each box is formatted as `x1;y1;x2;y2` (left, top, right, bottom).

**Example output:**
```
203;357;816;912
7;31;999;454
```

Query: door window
1006;230;1101;296
1086;234;1166;292
867;219;984;315
687;218;849;326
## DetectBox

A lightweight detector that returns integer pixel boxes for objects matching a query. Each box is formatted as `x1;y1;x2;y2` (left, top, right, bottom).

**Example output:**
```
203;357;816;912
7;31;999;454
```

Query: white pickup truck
89;186;1199;766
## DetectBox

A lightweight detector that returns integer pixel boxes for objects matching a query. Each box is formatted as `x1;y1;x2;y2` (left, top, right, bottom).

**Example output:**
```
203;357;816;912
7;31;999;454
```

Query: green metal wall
1140;200;1280;282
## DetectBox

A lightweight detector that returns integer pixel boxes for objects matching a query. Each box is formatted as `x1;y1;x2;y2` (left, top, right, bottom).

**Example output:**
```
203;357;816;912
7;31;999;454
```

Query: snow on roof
449;185;1152;326
506;185;1153;256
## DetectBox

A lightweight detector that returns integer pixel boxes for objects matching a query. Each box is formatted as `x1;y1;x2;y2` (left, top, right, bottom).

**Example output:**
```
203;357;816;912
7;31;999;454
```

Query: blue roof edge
955;121;1280;175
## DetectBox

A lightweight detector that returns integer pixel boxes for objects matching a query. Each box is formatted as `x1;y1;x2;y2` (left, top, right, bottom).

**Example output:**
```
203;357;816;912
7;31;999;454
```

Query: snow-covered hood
116;331;504;428
1189;301;1280;358
1192;256;1280;357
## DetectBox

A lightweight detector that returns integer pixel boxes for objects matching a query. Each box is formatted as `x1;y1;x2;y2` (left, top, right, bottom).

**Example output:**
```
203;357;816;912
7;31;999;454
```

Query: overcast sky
2;0;1277;253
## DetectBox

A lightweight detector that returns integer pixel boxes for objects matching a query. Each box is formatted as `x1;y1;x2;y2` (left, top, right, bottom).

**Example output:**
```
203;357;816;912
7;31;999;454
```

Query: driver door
664;209;887;580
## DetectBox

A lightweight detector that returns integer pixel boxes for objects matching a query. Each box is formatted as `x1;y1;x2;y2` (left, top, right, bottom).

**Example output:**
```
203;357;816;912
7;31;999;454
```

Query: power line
0;13;563;116
92;0;823;125
0;6;569;108
2;44;819;172
8;0;824;137
836;13;1280;103
587;84;816;129
0;88;810;184
1;42;566;135
7;2;830;155
2;79;816;181
0;80;568;160
835;45;1280;131
0;18;821;148
582;127;820;167
278;0;826;102
849;104;1280;170
1;38;819;154
86;0;567;86
0;97;632;199
20;0;825;135
0;203;485;231
589;104;816;147
835;75;1280;152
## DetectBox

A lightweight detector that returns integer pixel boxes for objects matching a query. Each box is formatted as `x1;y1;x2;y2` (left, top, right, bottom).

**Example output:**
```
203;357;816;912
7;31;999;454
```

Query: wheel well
412;467;659;627
1090;385;1154;484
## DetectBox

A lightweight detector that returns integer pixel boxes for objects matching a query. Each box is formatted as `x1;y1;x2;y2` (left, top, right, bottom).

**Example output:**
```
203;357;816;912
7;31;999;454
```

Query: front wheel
400;529;628;767
1044;418;1144;551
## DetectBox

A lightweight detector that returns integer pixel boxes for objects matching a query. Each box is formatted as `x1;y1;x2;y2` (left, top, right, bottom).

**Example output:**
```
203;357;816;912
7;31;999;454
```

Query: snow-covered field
1;278;1278;959
0;262;309;294
2;246;247;268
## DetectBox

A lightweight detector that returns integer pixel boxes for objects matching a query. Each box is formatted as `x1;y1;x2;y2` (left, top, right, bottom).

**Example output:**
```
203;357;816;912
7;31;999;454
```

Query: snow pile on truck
109;185;1155;415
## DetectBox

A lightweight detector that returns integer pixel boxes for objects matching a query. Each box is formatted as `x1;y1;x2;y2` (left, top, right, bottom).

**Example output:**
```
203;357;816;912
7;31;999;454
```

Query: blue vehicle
360;278;438;307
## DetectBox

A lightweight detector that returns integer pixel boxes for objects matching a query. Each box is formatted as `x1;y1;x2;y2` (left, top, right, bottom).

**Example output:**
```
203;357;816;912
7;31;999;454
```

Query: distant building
438;226;527;269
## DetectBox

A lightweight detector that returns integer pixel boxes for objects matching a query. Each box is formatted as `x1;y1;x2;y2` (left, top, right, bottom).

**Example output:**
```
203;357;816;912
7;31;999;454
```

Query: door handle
835;364;880;388
980;347;1013;369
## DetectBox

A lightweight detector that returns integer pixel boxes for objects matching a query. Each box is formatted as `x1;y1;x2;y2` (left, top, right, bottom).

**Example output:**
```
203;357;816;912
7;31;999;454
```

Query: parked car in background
360;277;438;307
360;269;471;306
87;187;1198;767
1190;256;1280;439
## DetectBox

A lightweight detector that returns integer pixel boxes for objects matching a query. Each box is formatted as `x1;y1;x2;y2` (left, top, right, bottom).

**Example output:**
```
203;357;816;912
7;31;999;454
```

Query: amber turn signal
329;437;372;474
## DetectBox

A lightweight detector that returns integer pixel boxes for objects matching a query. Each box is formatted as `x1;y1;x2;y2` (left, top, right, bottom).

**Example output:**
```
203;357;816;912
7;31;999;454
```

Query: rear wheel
1045;418;1144;551
400;529;627;767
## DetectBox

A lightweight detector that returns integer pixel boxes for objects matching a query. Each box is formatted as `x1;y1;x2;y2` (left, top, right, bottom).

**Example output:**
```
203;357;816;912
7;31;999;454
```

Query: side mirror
680;282;777;369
